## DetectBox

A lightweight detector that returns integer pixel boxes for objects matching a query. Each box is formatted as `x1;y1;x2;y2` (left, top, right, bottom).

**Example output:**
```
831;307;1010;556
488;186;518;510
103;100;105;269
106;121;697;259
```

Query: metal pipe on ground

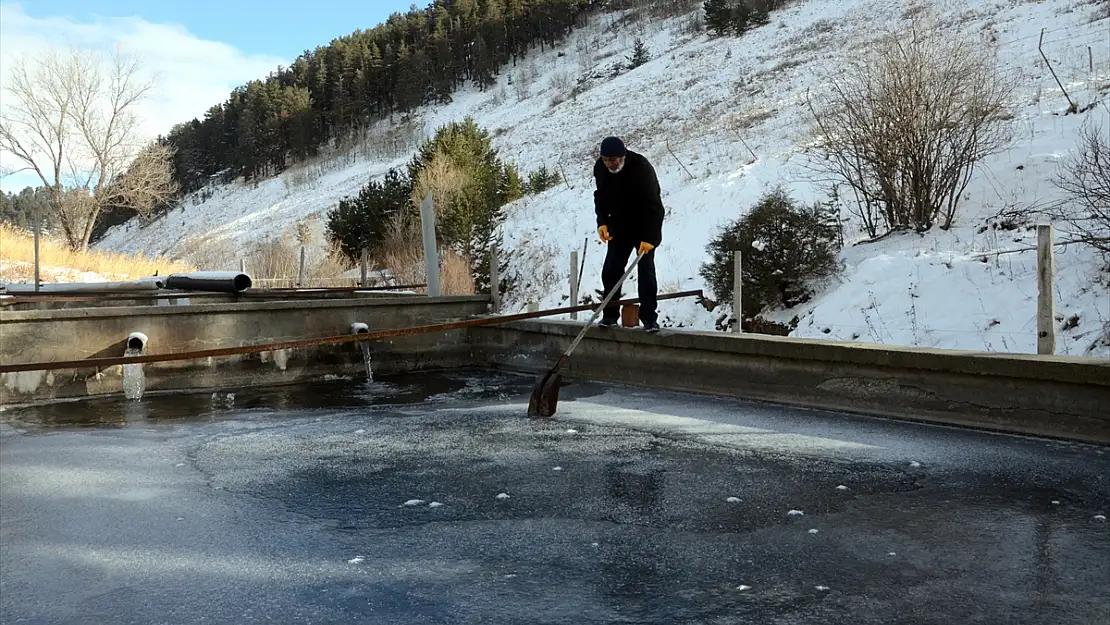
0;284;427;301
0;290;703;373
163;271;252;293
2;277;166;294
0;284;430;306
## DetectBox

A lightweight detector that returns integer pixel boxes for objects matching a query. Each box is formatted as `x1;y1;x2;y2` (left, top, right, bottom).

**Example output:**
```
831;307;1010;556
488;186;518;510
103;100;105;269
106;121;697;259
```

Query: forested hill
162;0;629;195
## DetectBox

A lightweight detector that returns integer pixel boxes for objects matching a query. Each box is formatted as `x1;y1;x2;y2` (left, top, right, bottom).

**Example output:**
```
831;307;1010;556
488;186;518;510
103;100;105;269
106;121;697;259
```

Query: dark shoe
643;321;660;333
598;317;618;328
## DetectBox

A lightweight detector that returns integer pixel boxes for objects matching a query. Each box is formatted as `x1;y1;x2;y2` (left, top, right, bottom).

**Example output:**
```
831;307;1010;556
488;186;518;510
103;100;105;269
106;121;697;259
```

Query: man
592;136;664;332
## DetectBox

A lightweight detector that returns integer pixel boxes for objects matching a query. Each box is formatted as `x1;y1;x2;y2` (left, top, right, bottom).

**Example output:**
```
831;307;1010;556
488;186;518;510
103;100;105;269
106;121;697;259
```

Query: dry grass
0;223;195;282
411;152;468;219
243;235;351;286
375;210;474;294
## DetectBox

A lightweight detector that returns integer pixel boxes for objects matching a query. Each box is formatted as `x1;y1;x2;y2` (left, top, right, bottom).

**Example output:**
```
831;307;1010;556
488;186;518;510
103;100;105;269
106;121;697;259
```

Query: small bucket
621;303;640;327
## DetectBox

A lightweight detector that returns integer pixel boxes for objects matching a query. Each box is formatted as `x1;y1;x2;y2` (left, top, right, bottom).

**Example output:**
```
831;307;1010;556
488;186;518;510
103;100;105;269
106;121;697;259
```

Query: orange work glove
638;241;655;255
598;225;613;242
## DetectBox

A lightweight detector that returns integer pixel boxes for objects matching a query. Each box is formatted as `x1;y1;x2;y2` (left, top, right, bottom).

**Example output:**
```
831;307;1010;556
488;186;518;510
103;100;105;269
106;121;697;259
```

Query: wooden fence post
490;243;501;314
297;246;306;287
569;250;579;320
733;250;743;333
1037;224;1055;355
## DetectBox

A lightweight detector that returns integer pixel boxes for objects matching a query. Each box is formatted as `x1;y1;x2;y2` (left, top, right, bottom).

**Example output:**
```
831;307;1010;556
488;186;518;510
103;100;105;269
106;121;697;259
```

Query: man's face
602;155;625;173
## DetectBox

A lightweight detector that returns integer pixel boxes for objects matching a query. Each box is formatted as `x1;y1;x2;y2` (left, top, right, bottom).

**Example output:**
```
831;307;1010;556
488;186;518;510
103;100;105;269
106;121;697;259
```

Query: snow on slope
97;0;1110;357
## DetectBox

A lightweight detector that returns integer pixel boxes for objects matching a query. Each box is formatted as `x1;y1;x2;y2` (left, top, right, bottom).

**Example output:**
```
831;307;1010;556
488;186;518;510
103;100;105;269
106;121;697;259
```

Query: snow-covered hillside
97;0;1110;357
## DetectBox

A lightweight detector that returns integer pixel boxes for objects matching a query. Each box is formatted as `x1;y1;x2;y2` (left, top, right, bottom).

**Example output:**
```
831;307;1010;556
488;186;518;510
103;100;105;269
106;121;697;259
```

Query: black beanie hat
600;136;626;157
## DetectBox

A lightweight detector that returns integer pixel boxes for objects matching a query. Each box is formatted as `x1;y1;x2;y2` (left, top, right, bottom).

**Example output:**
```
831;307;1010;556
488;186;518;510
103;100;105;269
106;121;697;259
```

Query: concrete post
419;192;441;297
489;243;500;314
297;246;306;288
733;250;742;333
1037;224;1055;355
360;248;368;288
569;250;579;320
527;300;539;312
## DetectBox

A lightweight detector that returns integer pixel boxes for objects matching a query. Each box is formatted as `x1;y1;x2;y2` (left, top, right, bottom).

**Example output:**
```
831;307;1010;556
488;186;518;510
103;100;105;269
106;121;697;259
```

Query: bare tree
804;21;1014;237
1048;117;1110;255
0;45;177;250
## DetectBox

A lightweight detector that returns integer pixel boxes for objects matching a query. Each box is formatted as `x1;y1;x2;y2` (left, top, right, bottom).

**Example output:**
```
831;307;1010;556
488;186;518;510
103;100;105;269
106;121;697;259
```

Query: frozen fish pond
2;369;1108;625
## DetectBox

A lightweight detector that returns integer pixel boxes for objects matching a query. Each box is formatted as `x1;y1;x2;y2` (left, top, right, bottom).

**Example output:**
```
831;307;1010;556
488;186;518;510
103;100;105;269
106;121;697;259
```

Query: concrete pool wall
0;294;487;403
2;294;1108;444
472;319;1110;445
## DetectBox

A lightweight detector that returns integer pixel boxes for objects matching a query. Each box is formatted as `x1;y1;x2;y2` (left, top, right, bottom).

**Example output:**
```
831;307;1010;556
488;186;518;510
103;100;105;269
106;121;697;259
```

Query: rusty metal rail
0;284;428;305
0;289;703;373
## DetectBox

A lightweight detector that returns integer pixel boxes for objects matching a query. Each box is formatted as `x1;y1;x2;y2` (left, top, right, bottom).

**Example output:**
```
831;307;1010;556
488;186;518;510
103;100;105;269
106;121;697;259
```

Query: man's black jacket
593;150;664;247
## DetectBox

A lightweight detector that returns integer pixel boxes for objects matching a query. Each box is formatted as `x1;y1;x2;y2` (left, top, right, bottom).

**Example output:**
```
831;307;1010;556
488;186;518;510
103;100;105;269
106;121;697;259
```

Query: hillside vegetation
95;0;1110;357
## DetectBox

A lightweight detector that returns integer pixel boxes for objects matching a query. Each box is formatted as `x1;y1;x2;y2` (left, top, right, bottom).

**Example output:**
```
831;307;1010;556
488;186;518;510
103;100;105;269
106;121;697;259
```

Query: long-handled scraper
527;249;646;417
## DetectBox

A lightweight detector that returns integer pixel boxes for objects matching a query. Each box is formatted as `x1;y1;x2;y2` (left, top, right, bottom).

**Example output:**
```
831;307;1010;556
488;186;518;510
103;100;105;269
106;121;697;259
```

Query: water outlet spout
122;332;148;401
126;332;149;353
351;323;373;382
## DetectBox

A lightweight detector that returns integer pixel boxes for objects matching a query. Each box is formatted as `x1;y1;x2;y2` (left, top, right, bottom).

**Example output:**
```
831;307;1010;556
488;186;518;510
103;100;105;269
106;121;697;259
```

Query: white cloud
0;2;288;192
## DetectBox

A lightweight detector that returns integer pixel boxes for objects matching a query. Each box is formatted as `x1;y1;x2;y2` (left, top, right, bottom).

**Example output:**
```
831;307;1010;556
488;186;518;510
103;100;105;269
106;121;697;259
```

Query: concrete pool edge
470;320;1110;446
0;295;488;403
3;293;1107;445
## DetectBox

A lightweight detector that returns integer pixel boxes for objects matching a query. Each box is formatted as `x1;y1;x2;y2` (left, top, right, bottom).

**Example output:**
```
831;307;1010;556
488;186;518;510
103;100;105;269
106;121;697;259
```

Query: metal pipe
350;322;369;334
0;284;428;303
126;332;148;353
0;289;703;373
163;271;252;293
2;277;166;294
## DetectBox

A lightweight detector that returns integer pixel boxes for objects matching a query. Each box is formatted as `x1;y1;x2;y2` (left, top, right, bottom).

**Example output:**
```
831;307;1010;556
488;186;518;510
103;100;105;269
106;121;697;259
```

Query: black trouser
601;239;657;324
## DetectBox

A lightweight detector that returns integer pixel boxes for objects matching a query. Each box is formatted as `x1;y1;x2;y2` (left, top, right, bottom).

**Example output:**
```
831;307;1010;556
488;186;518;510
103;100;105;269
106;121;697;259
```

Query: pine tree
704;0;732;36
325;168;414;262
627;38;651;69
747;2;770;29
730;1;752;35
161;0;598;197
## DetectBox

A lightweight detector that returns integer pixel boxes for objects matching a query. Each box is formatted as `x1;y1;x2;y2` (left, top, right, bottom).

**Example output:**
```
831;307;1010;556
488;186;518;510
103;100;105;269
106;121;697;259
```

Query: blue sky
13;0;421;60
1;0;420;192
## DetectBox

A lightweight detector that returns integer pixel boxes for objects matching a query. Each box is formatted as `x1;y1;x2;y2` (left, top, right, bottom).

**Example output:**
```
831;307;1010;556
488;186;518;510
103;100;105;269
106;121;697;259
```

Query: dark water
0;368;543;430
2;371;1108;625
